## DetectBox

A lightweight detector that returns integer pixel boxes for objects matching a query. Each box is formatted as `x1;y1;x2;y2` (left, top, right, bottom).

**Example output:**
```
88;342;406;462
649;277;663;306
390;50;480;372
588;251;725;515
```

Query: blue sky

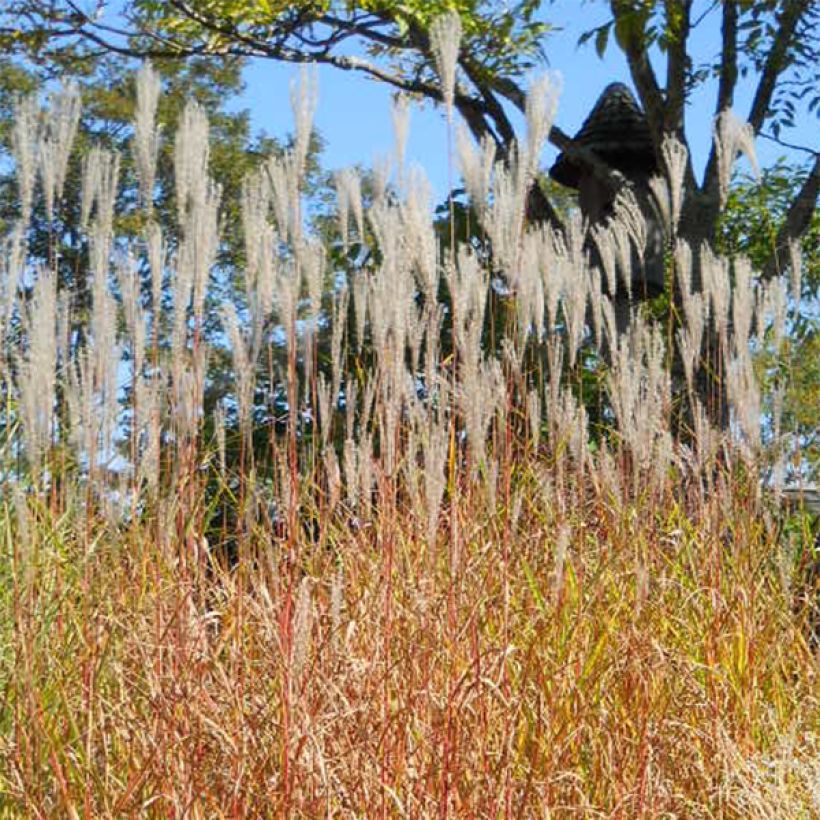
233;1;815;200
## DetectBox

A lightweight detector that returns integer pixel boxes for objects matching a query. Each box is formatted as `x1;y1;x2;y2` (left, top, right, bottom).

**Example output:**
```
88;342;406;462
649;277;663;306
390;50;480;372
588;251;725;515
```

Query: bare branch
758;131;819;157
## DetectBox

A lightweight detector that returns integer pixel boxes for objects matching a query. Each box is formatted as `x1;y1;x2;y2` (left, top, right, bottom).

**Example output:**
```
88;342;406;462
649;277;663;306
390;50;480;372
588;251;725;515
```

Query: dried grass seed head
11;94;39;226
134;62;162;213
714;110;759;206
290;65;319;178
429;11;462;121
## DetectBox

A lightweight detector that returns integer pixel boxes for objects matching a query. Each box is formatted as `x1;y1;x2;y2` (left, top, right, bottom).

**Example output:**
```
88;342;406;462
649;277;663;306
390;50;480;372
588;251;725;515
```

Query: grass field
0;66;817;817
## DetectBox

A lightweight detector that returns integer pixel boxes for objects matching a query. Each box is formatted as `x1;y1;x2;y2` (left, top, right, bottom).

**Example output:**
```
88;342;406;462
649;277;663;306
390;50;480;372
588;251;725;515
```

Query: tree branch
747;0;811;134
700;1;739;197
715;0;738;114
458;57;517;147
762;153;819;281
664;0;692;135
610;0;667;153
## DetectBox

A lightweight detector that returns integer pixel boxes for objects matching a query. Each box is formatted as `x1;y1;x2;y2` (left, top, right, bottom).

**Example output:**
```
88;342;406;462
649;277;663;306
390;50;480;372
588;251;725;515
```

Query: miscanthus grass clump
0;60;816;817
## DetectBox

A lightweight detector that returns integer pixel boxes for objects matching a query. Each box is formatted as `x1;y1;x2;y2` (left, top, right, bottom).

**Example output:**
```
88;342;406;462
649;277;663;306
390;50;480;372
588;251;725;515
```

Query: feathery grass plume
540;228;566;333
731;256;755;358
769;383;786;494
422;417;448;549
714;110;759;207
0;227;25;344
449;247;488;370
371;152;392;204
517;232;545;343
134;62;161;214
276;259;299;356
368;205;415;369
269;151;305;247
66;348;94;466
11;94;38;227
423;303;444;392
116;249;146;389
330;284;348;401
38;82;82;223
81;148;120;240
403;165;438;301
301;238;325;324
768;276;787;348
677;302;705;394
142;222;164;323
461;360;503;472
610;219;634;299
290;65;318;179
456;124;495;220
241;168;274;318
170;247;194;392
607;318;671;475
674;239;698;330
588;266;603;348
17;267;57;469
136;376;162;493
190;180;221;329
727;353;761;457
600;294;618;353
174;100;210;223
543;333;565;422
562;248;588;368
391;93;411;180
429;11;462;122
548;388;588;467
222;301;254;440
787;238;802;304
589;224;617;297
525;73;560;177
660;136;688;233
266;153;291;241
347;273;367;355
300;237;326;393
335;167;365;254
488;149;529;278
80;148;100;232
88;224;123;470
612;187;647;259
648;174;672;238
702;243;731;343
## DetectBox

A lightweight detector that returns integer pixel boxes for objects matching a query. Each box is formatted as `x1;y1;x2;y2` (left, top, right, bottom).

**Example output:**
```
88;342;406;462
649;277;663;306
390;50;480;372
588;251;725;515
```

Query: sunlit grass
0;63;817;817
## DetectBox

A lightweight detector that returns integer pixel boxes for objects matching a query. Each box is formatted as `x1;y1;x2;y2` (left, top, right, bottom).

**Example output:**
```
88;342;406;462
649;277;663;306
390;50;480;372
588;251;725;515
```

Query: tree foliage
1;1;816;269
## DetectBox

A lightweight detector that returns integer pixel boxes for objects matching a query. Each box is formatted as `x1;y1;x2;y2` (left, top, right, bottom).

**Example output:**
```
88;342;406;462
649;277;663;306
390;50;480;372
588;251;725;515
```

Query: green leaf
595;22;611;58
